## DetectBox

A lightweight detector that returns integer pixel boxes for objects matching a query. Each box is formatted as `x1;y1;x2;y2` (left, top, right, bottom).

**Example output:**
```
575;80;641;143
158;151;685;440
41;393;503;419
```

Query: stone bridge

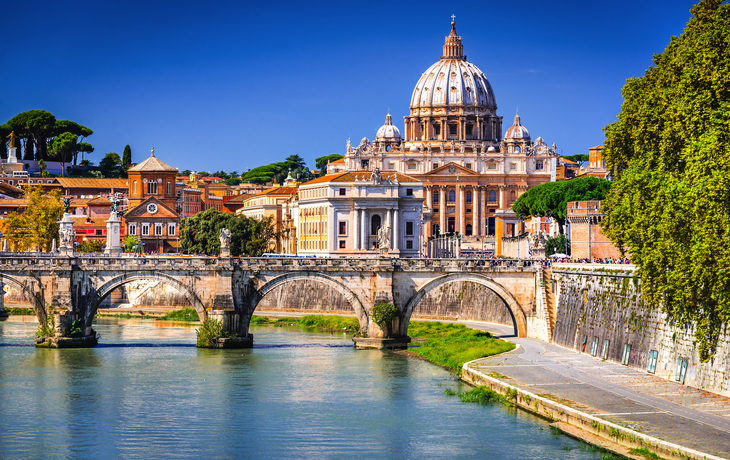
0;255;548;347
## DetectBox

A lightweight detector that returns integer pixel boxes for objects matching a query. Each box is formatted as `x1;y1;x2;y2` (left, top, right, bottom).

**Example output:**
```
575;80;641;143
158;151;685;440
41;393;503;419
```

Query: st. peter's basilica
337;20;559;238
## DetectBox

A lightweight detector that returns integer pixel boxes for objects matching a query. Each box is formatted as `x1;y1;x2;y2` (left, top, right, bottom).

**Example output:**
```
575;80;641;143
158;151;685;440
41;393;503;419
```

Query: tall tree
511;177;611;233
7;110;56;161
315;154;343;171
180;209;277;256
601;0;730;361
0;123;10;160
99;152;122;176
49;132;77;176
52;120;93;164
121;145;132;173
0;187;63;252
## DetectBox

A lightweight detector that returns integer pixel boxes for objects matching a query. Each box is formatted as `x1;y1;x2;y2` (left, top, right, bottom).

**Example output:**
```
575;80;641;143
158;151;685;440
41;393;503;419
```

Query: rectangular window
510;163;517;170
406;188;413;196
432;163;439;170
487;163;497;170
339;240;346;249
449;124;457;135
675;357;688;384
96;229;103;236
128;224;137;236
154;223;163;236
406;240;413;249
465;163;472;170
338;221;347;236
591;337;599;357
168;223;176;236
433;124;441;136
339;188;346;196
647;350;658;374
407;162;417;170
167;182;172;194
621;344;631;365
536;161;544;170
406;221;414;236
466;124;473;135
388;163;395;170
142;223;150;236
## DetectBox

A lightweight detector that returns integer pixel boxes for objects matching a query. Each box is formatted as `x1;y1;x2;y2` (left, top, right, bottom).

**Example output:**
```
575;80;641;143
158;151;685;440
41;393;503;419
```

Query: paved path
465;321;730;459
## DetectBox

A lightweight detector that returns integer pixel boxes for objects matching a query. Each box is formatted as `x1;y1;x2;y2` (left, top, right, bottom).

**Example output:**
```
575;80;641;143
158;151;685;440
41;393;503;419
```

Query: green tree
0;187;63;252
99;152;122;175
0;123;10;160
7;110;56;161
511;177;611;233
77;239;105;253
601;0;730;361
49;132;77;176
51;120;93;164
545;234;570;257
180;209;277;256
122;145;132;175
123;235;139;253
315;154;343;171
561;154;589;163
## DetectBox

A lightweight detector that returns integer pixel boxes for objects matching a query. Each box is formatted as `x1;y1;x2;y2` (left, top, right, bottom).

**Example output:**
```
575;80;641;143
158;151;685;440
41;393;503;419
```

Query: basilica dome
410;22;496;109
504;110;530;140
375;111;402;140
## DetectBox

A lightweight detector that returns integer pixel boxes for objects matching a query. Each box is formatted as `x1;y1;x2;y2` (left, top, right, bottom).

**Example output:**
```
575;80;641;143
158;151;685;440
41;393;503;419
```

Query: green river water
0;317;619;459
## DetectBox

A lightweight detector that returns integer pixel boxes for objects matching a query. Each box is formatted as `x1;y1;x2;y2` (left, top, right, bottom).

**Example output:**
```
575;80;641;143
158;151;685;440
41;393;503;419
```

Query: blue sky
2;0;696;173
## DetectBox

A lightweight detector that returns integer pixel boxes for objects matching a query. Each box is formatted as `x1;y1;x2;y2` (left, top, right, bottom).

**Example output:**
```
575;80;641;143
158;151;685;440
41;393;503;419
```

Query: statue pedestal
105;212;122;256
7;147;17;164
58;213;75;255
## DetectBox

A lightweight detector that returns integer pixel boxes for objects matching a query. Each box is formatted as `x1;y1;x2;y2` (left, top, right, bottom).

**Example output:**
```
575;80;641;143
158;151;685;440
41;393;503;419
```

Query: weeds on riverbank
250;315;360;332
444;386;506;404
6;307;34;315
629;448;665;459
97;313;152;319
408;321;515;373
159;307;199;322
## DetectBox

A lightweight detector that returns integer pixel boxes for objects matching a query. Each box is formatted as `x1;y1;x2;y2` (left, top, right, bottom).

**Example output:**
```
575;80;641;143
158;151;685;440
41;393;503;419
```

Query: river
0;317;615;459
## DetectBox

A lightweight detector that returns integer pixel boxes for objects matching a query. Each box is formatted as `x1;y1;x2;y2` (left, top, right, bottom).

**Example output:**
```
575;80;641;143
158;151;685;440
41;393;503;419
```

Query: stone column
499;186;506;209
331;209;338;253
426;186;432;210
392;208;399;251
458;185;466;235
354;209;360;251
105;211;122;256
386;209;392;243
472;187;479;236
479;186;486;236
361;209;367;251
439;186;446;234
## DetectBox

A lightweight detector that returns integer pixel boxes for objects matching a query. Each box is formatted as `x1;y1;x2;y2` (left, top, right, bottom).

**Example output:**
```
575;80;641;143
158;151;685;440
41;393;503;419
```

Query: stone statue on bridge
377;224;391;251
59;226;75;249
219;228;232;257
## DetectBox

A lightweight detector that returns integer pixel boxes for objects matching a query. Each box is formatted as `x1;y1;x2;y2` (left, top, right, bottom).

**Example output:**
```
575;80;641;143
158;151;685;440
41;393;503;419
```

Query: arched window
489;189;496;202
510;190;516;202
433;193;439;204
371;214;381;235
147;181;158;195
515;146;521;153
448;189;455;202
466;191;472;204
133;181;138;195
167;182;172;194
465;224;473;236
432;224;440;236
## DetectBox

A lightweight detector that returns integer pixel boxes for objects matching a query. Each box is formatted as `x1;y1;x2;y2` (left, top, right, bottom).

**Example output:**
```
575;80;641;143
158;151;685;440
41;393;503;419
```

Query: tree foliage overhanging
511;177;611;232
0;187;63;252
601;0;730;361
180;209;278;257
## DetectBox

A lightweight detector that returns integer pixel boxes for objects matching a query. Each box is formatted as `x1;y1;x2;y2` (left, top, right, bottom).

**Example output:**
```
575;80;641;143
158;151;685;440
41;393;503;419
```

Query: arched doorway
370;214;381;235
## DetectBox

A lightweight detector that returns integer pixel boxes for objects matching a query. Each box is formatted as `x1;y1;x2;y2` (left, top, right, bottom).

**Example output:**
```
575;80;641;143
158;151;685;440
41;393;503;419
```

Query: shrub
196;317;229;347
371;302;398;333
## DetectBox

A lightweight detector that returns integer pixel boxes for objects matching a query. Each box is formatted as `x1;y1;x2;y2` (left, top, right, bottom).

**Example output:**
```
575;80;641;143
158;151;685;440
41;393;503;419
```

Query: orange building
567;200;623;260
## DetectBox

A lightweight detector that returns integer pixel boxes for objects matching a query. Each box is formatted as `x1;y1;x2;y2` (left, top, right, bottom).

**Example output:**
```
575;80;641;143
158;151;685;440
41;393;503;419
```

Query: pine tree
122;145;132;174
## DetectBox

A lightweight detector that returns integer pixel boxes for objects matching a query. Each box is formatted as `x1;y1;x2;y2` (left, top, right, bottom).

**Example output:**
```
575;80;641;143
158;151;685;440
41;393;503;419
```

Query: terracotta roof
252;186;298;197
86;197;112;206
128;153;177;172
0;199;28;206
55;178;129;189
330;158;345;164
303;171;419;185
70;217;109;226
0;182;24;197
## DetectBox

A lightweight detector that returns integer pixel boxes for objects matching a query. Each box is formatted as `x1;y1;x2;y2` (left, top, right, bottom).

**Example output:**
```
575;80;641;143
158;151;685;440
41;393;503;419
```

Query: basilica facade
341;21;559;238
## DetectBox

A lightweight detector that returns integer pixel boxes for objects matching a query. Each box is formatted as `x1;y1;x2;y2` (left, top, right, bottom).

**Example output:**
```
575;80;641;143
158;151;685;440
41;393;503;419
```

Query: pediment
124;197;179;219
424;162;479;177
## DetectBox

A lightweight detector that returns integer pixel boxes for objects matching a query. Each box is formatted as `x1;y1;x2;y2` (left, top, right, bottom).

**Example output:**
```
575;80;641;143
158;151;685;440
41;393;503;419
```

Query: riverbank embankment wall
551;264;729;396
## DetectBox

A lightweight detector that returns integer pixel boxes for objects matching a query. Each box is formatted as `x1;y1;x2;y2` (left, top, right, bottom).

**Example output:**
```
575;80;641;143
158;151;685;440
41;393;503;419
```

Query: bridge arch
401;273;527;338
84;271;207;329
0;274;46;325
254;272;368;333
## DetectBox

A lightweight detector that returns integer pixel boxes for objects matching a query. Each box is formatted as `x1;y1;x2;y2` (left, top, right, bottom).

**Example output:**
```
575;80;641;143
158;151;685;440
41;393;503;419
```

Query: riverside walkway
468;322;730;459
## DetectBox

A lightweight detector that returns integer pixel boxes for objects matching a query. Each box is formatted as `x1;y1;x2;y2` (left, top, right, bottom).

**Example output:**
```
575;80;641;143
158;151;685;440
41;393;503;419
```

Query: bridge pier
35;310;98;348
208;310;253;348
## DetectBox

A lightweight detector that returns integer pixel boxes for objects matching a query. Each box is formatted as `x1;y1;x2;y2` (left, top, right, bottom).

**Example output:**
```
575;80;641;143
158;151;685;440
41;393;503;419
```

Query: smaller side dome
487;146;496;153
376;111;402;140
504;110;530;140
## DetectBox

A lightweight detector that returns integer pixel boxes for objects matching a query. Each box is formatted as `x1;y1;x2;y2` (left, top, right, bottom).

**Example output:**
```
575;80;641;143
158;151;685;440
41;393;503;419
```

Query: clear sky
2;0;697;173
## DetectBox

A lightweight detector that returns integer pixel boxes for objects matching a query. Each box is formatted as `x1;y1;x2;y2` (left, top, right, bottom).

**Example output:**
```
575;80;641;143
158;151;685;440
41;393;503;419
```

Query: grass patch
407;321;515;373
455;386;506;404
250;315;360;332
159;307;200;322
6;307;34;315
629;448;665;459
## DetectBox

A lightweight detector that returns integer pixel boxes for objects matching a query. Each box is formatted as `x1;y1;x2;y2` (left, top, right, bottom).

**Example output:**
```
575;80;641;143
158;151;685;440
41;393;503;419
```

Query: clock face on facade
147;203;158;214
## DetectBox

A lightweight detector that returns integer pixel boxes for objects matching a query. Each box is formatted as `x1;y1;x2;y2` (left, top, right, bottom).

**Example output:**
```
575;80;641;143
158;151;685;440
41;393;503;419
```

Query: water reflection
0;318;613;459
